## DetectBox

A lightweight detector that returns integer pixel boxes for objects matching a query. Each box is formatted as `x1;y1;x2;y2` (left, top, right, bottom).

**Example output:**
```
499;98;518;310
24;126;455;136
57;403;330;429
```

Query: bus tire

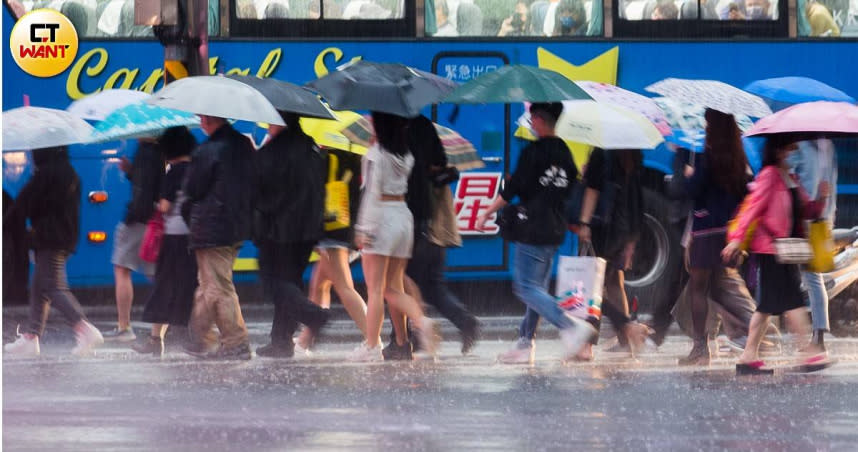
624;188;683;317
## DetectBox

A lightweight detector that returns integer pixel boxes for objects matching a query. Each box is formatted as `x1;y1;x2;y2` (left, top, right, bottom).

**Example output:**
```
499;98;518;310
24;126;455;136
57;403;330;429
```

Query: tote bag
556;242;606;323
324;154;351;232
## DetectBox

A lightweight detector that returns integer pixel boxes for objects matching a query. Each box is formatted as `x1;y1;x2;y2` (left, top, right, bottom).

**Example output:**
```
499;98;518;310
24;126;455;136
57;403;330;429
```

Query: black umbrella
304;60;458;118
227;75;336;120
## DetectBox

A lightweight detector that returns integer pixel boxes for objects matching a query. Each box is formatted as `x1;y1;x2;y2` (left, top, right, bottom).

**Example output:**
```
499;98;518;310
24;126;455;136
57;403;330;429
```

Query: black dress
755;187;804;315
141;162;197;325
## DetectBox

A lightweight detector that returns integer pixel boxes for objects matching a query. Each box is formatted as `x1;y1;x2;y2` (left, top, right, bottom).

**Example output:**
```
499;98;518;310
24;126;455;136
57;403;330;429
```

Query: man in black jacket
103;139;163;342
251;112;330;358
183;115;254;360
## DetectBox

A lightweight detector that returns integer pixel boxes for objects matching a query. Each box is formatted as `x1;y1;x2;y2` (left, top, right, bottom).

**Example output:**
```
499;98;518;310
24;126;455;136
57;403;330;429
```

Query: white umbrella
542;100;664;150
646;78;773;118
66;89;151;121
146;76;285;125
3;107;94;151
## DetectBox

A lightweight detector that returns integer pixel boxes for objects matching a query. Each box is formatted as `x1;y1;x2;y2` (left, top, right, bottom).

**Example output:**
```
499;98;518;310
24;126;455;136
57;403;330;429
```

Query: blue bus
3;0;857;312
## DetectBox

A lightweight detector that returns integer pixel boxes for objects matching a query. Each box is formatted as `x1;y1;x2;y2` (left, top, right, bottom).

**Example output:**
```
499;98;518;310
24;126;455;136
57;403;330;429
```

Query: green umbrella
444;65;592;104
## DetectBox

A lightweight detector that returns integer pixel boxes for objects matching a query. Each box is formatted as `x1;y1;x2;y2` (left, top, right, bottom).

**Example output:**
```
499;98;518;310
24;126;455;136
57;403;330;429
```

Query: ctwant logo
10;9;79;77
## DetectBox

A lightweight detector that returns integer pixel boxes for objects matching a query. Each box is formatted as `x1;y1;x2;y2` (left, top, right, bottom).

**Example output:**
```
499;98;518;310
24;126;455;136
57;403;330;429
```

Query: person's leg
206;246;249;352
280;241;329;334
679;268;712;364
802;271;829;351
113;265;134;330
603;267;630;347
386;257;439;355
325;248;367;336
26;250;50;338
738;312;770;364
362;253;389;349
187;249;219;352
519;308;540;340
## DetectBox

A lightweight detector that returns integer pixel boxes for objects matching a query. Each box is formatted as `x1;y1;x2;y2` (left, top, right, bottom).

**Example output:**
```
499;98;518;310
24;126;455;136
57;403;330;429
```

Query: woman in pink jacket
722;136;830;375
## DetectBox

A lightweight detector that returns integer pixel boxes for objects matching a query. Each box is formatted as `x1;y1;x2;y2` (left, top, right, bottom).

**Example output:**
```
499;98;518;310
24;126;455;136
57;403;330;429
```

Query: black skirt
755;253;804;315
141;234;198;325
688;229;727;269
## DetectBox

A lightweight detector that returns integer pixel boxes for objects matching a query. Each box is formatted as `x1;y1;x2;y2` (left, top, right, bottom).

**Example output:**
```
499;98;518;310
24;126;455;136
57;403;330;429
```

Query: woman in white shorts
349;111;440;362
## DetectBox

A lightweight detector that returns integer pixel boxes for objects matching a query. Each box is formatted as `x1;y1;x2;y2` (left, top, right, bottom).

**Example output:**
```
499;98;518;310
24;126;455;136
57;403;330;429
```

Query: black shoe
306;309;331;343
460;318;481;355
212;343;253;361
183;342;216;359
132;336;164;357
256;342;295;358
381;340;413;361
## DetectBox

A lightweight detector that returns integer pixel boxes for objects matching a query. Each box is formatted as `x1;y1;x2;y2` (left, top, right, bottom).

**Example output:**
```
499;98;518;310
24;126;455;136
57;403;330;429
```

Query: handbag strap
578;240;596;257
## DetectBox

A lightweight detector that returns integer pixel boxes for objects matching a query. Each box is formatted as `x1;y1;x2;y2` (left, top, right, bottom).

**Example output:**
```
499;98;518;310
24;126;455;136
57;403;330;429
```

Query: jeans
803;271;830;331
27;250;86;336
189;245;249;349
257;240;328;346
406;235;477;332
512;243;573;331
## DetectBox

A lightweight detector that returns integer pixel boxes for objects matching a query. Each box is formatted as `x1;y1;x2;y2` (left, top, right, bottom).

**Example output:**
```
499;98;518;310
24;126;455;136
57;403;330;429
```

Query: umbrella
87;103;200;143
745;101;858;138
300;110;369;155
444;65;592;104
3;106;94;151
646;78;772;118
340;115;485;171
744;77;855;109
146;76;285;125
66;89;151;121
576;81;671;136
305;60;458;118
546;100;664;150
226;75;335;120
653;97;753;152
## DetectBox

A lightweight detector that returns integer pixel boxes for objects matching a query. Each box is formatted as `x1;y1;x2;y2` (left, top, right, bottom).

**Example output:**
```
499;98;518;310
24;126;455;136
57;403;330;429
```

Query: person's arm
355;157;381;248
723;166;777;261
475;145;533;230
183;146;217;202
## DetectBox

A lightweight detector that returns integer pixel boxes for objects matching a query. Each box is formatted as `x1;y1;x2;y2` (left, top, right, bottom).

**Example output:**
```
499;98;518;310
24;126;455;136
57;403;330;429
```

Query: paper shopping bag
556;254;606;322
324;154;351;232
808;220;835;272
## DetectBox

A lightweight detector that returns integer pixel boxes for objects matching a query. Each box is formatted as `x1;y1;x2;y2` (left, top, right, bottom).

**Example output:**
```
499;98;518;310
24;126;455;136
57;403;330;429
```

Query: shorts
111;222;155;276
317;239;351;249
362;202;413;259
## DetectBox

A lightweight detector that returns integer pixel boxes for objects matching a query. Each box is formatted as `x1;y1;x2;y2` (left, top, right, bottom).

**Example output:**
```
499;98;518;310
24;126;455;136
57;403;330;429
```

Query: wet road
5;337;858;451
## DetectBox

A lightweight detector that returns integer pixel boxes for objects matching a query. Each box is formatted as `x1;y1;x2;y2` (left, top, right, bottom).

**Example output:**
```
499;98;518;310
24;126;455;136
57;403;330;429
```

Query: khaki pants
189;245;248;349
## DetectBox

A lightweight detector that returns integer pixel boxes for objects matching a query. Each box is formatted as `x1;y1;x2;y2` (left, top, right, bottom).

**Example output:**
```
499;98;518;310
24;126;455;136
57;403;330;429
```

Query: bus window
798;0;855;36
426;0;603;37
614;0;788;36
620;0;780;21
235;0;403;19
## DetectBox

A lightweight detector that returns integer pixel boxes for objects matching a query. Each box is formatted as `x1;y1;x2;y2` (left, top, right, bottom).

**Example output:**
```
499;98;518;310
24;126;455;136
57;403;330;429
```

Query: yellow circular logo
10;9;79;78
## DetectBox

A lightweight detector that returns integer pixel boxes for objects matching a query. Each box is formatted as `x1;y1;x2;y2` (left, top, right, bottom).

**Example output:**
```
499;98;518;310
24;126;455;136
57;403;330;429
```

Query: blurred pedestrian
3;189;30;304
103;137;163;343
723;136;831;374
182;115;254;360
350;111;440;362
676;109;758;365
576;147;653;360
251;112;330;358
382;115;480;360
132;127;198;357
3;146;103;357
805;0;840;36
478;102;595;365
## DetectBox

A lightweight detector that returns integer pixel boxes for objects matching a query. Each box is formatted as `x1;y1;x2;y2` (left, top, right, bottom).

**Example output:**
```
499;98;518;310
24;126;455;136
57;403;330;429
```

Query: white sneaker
348;342;384;362
102;327;136;343
559;315;596;361
4;327;40;357
71;320;105;357
416;317;441;357
497;338;535;364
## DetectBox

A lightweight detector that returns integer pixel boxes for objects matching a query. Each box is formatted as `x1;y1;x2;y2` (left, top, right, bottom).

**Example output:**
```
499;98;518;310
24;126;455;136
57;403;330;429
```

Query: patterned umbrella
576;82;671;136
300;110;369;155
66;89;150;121
341;114;484;171
88;103;200;143
646;78;772;118
3;106;94;151
653;97;753;152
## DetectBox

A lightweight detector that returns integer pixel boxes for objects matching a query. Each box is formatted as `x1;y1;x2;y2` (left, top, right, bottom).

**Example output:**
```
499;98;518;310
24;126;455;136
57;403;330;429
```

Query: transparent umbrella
3;106;94;151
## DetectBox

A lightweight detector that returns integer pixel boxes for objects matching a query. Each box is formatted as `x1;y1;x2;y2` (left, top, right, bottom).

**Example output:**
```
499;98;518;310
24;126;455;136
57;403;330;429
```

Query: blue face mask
560;16;577;31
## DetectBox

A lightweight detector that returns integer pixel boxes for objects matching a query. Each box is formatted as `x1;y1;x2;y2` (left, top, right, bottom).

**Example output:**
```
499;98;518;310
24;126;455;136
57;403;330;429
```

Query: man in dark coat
251;112;330;358
183;115;254;360
104;138;163;342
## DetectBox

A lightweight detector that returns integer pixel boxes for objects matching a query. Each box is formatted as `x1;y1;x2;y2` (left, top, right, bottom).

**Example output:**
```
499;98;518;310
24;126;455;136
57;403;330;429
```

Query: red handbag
139;211;164;263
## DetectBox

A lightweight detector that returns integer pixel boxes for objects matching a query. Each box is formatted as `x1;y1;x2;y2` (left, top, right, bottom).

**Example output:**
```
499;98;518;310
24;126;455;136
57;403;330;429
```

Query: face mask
511;14;525;30
560;16;577;32
746;6;766;19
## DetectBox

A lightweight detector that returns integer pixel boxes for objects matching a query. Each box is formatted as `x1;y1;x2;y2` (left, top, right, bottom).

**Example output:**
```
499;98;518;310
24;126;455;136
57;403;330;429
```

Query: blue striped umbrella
88;102;200;143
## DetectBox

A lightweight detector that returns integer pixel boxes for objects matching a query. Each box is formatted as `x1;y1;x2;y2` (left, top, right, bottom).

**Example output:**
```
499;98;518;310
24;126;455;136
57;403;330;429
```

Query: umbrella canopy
305;60;457;118
88;103;200;143
550;100;664;150
646;78;772;118
745;101;858;137
444;65;592;104
146;76;285;125
3;106;94;151
576;81;671;136
300;110;369;154
226;75;335;120
66;89;151;121
340;115;485;171
653;97;753;151
744;77;855;107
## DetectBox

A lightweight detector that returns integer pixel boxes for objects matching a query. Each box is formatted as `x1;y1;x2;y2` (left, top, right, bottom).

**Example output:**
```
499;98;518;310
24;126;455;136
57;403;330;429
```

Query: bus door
431;52;510;274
